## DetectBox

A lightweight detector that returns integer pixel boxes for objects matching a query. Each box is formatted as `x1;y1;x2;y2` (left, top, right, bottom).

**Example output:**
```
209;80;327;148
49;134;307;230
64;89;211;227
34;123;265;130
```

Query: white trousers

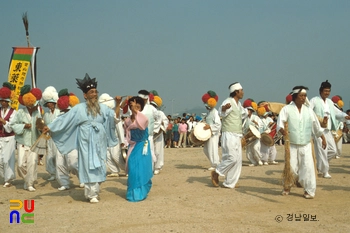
288;143;316;197
314;129;337;173
203;134;220;168
246;139;261;165
17;144;38;187
216;132;242;188
0;136;16;183
84;182;101;199
343;132;348;143
149;135;156;163
46;138;57;176
154;133;165;170
56;149;79;188
106;144;125;173
260;143;277;162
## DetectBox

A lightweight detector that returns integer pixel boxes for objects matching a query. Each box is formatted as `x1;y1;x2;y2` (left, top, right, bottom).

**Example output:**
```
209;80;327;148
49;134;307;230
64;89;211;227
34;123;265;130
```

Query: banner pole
22;12;36;88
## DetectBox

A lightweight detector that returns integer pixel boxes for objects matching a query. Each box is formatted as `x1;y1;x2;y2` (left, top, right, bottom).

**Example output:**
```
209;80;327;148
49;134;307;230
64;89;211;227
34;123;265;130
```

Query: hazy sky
1;1;350;115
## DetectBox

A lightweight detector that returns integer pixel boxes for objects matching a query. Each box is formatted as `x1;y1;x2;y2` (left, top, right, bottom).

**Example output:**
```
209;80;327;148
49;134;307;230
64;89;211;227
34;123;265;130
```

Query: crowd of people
0;76;349;203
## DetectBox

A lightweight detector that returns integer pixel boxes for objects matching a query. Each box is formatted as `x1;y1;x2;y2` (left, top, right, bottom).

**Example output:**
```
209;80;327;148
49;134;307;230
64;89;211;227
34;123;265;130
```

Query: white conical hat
41;86;59;106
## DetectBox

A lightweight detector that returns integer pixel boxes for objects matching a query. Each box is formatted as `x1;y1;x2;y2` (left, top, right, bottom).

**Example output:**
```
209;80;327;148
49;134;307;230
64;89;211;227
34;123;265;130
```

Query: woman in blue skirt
124;96;153;202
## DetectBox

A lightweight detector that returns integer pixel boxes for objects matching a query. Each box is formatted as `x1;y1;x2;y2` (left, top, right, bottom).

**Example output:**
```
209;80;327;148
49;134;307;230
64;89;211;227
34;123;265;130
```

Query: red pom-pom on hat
30;88;42;100
331;95;340;103
0;87;11;99
149;93;154;102
18;95;24;105
57;96;70;110
243;99;252;108
286;94;293;104
202;93;211;103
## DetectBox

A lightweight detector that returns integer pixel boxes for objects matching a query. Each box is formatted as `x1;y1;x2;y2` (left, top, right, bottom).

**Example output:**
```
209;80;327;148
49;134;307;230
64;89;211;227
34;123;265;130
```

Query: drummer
258;103;278;165
150;93;169;175
201;91;221;171
242;99;263;166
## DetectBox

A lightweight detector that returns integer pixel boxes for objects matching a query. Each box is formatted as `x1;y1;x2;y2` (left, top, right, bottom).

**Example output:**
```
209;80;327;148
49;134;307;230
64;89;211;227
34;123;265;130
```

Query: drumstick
99;95;127;103
30;132;51;152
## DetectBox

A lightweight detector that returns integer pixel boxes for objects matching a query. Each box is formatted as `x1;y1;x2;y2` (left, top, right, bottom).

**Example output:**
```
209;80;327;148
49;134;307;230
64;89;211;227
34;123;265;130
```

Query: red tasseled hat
243;99;252;108
57;96;70;110
0;87;12;101
331;95;340;103
31;88;42;100
202;93;211;103
149;93;154;102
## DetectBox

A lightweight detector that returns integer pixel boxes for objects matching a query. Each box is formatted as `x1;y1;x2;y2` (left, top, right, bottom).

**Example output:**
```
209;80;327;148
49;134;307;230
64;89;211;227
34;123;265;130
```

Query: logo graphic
9;200;35;224
275;215;283;223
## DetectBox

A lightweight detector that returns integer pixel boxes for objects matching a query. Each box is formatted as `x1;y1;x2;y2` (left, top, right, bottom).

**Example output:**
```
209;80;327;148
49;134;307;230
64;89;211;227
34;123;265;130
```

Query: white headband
138;94;149;99
292;89;307;94
229;83;242;93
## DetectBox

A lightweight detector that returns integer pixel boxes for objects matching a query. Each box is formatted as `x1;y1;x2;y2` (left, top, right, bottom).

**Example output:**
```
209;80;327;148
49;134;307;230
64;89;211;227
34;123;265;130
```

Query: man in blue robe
43;74;119;203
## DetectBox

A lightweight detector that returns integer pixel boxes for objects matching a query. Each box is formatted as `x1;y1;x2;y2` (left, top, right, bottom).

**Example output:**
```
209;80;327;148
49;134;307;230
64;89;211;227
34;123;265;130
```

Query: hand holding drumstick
203;124;211;130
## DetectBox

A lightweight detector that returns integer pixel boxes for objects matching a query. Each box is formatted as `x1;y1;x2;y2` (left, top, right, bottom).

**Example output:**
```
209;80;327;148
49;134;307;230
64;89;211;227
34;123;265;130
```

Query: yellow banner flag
7;47;38;109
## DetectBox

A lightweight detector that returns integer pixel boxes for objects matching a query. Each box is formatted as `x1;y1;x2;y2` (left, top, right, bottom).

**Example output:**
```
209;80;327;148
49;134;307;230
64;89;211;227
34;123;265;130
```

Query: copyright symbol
275;215;283;223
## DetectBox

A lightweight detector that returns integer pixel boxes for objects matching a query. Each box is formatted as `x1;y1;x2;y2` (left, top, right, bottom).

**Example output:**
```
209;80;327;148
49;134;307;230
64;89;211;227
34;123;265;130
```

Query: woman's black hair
128;96;145;111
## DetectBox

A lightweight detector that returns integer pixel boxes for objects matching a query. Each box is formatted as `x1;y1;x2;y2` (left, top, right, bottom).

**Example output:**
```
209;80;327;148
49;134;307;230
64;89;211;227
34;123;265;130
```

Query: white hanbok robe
243;114;262;165
107;120;126;173
0;107;17;183
309;96;347;173
203;108;221;168
260;116;277;162
43;108;61;176
10;108;41;187
277;102;324;197
153;110;169;170
216;98;248;188
142;104;158;162
56;149;79;188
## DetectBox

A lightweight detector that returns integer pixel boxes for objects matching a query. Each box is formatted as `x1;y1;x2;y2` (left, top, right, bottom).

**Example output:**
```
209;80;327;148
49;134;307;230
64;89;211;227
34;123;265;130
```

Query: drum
260;133;274;146
269;123;277;139
189;122;212;146
332;129;343;143
242;125;261;147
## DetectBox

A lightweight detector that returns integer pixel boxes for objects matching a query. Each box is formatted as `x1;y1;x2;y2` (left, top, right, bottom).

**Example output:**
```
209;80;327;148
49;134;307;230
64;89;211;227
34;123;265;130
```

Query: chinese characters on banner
7;47;38;110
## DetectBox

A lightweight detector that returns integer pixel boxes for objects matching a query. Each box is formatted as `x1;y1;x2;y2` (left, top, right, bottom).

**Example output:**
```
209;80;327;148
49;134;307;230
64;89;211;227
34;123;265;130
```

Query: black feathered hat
76;73;98;93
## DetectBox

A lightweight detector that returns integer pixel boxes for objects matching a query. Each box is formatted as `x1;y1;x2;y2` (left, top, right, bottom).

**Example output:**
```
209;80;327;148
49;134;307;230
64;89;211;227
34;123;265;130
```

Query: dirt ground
1;144;350;233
